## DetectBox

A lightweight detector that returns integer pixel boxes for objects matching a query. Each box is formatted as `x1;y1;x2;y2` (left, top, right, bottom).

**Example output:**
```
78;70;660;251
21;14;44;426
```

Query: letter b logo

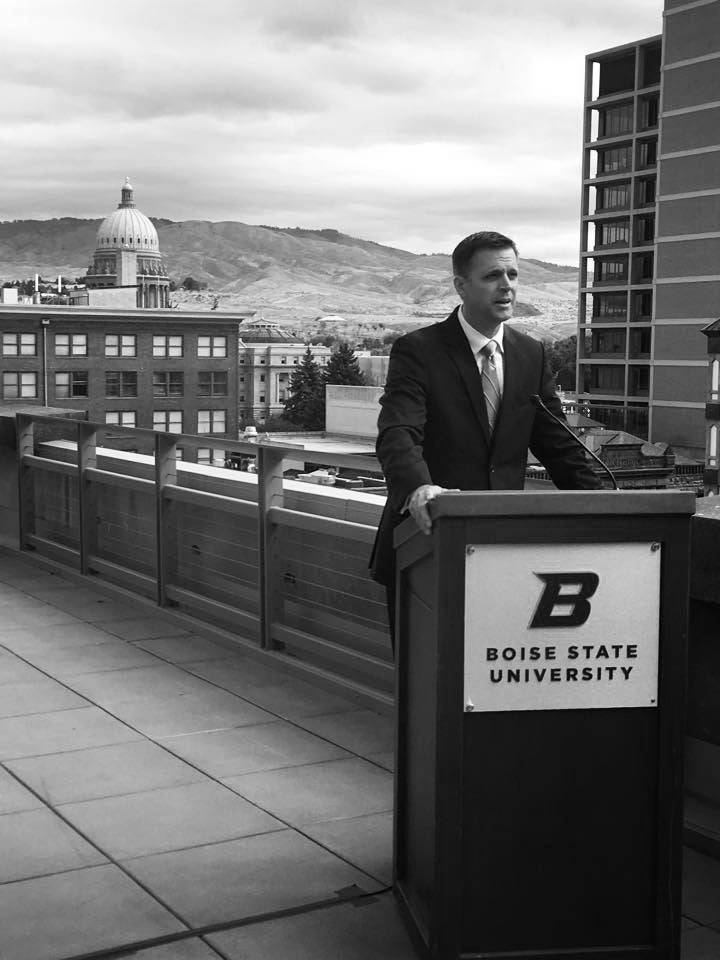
529;572;599;628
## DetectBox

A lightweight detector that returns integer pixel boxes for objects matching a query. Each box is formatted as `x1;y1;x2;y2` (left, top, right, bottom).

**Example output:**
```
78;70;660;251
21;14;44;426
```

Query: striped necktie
481;340;501;434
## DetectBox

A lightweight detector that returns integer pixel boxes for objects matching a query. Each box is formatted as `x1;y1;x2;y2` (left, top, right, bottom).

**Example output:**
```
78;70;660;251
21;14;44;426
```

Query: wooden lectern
392;490;695;960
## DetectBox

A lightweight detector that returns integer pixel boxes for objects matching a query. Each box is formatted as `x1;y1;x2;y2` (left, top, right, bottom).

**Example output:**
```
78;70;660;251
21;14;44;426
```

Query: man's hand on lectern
407;484;455;536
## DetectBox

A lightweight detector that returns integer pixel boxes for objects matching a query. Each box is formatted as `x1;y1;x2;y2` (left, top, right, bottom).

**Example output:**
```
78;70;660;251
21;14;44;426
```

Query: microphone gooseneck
530;394;619;491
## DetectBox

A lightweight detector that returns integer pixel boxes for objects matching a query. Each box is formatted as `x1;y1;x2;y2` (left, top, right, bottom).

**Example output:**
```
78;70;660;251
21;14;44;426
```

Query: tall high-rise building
578;0;720;457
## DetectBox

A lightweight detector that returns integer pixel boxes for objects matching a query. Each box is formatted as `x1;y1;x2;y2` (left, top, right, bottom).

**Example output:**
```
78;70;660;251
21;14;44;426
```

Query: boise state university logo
529;572;600;629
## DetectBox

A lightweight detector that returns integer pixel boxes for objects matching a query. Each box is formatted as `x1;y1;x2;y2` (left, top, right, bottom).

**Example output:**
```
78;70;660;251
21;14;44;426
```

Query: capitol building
84;178;170;308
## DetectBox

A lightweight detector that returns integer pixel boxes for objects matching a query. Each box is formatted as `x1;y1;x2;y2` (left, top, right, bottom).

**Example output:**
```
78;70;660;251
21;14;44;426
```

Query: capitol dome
86;179;170;308
95;179;159;251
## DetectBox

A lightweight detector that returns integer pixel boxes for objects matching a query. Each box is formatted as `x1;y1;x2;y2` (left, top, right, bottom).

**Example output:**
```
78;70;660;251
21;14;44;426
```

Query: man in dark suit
370;231;600;633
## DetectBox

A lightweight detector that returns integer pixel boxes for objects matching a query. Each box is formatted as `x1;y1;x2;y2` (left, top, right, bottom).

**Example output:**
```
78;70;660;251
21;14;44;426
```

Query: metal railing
16;413;393;712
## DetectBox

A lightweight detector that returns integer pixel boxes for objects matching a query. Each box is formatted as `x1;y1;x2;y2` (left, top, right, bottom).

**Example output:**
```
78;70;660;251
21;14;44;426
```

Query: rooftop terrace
0;410;719;959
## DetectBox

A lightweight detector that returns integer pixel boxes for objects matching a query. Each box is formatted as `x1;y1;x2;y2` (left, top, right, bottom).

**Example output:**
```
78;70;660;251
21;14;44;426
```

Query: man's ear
453;274;465;298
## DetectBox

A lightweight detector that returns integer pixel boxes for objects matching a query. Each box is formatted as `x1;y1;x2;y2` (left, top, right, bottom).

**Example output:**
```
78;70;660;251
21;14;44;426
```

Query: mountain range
0;218;580;341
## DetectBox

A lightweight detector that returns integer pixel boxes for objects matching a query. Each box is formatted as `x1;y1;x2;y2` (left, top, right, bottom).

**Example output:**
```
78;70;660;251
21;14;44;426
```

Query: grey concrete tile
366;750;394;771
224;757;393;826
7;739;204;805
124;830;382;928
296;709;395;756
185;655;292;692
187;660;359;718
0;706;140;760
159;721;349;778
208;893;416;960
242;678;363;721
5;575;77;596
0;767;43;813
96;616;193;641
20;639;163;676
302;811;393;884
0;648;47;686
107;687;274;738
0;807;107;882
0;603;82;629
0;621;122;652
683;848;720;926
681;924;720;960
115;941;223;960
35;589;146;622
0;863;185;960
60;781;283;859
0;676;89;718
62;663;212;705
135;633;241;663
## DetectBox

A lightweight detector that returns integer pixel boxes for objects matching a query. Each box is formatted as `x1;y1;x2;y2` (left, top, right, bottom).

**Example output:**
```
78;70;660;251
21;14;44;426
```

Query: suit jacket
369;308;601;585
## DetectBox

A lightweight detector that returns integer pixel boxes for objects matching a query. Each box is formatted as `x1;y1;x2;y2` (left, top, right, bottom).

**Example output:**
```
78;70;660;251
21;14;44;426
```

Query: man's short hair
452;231;519;278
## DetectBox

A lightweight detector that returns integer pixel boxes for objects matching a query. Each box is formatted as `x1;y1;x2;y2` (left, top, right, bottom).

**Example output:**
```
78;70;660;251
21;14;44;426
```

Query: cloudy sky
4;0;662;264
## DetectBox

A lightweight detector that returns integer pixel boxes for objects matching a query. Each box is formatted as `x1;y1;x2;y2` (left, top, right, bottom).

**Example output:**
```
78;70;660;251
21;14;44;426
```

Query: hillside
0;218;580;340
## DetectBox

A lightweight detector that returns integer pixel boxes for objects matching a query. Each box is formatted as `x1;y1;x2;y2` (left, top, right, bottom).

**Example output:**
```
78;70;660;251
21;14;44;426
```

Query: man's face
453;247;518;335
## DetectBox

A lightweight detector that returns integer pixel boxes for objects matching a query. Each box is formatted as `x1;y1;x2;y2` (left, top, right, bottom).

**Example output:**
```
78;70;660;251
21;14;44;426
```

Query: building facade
237;319;331;425
0;305;241;462
578;0;720;457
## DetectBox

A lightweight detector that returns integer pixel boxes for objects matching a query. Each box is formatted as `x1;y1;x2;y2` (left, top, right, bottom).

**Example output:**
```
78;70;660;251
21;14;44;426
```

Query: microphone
530;394;619;491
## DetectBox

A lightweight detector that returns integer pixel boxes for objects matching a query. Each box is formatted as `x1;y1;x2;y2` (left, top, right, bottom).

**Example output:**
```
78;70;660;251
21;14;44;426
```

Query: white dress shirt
457;304;505;395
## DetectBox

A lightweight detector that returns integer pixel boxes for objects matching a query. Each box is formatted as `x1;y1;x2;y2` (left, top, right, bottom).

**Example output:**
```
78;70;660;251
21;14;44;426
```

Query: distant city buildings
578;0;720;460
0;181;330;459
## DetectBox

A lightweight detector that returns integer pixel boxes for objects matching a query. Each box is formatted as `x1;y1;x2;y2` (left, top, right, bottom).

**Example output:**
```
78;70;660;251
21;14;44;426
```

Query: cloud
0;0;662;263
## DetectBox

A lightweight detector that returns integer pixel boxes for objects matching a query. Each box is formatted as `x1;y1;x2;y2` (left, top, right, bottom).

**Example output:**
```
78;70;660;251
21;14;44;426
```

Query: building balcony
0;409;718;958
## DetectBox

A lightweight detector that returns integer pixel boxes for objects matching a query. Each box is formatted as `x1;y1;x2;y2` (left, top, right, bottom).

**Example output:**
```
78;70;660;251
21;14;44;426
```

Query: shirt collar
457;304;505;355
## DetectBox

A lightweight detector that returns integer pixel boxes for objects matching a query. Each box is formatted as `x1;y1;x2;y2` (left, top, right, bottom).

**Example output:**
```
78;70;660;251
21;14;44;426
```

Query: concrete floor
0;546;718;960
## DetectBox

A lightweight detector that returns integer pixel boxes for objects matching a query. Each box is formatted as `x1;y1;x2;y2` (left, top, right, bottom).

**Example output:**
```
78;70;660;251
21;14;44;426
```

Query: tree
181;276;202;291
324;342;366;387
545;335;579;392
283;347;325;430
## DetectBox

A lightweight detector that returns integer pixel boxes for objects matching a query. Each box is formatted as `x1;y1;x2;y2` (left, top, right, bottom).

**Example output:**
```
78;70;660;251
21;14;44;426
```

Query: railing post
77;422;98;575
16;414;35;550
155;432;178;607
257;443;285;650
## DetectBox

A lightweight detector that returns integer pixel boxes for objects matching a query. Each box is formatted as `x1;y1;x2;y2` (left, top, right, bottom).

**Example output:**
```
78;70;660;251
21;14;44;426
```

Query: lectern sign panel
464;542;660;712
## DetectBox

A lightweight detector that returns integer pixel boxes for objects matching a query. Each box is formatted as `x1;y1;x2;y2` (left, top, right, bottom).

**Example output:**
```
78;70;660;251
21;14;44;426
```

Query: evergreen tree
324;341;366;387
283;347;325;429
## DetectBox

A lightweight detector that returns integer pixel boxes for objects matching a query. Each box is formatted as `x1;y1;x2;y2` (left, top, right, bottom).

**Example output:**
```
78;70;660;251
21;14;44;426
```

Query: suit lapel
439;309;492;446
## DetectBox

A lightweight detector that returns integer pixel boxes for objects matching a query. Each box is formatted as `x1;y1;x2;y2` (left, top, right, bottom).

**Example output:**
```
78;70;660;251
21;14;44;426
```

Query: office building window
597;183;630;211
596;221;629;247
55;371;88;398
595;258;628;284
598;103;633;138
197;409;226;434
593;294;627;318
105;411;137;428
106;371;138;397
2;371;37;398
2;333;37;356
198;447;225;465
597;146;631;175
153;410;183;433
105;334;137;357
55;333;87;356
153;335;183;358
198;335;227;358
198;371;228;396
153;371;184;397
